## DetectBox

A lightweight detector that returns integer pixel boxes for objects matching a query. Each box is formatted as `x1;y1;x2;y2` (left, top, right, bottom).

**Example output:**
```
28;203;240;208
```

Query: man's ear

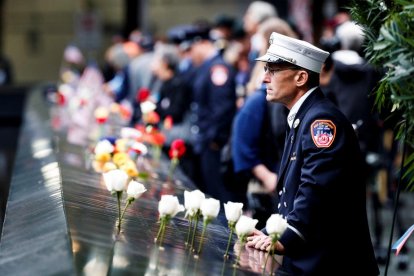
295;70;308;87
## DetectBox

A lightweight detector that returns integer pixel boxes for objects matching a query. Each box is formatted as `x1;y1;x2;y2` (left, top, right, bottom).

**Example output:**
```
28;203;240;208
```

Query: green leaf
373;41;390;50
404;4;414;10
380;27;396;42
404;152;414;167
352;0;414;193
402;162;414;179
390;95;414;101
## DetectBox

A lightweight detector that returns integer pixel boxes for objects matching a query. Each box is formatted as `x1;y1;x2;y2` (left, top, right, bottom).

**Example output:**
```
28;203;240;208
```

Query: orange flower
150;131;166;146
135;124;146;133
119;104;132;119
163;115;173;130
143;111;160;125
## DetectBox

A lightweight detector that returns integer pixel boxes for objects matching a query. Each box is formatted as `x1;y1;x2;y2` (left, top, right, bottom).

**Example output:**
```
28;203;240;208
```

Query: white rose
94;140;115;155
158;195;185;218
235;215;258;237
184;190;205;217
102;169;128;192
140;101;156;114
120;127;142;140
265;214;288;236
224;201;243;223
131;142;148;155
200;198;220;220
127;180;147;199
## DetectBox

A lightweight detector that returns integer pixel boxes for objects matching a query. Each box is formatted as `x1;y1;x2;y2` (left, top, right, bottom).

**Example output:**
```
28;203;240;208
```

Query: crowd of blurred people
55;1;409;270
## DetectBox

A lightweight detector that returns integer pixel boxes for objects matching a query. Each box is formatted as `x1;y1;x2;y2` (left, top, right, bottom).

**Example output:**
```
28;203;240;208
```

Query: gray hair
246;1;278;24
335;21;365;52
155;44;180;72
258;17;298;43
108;44;130;69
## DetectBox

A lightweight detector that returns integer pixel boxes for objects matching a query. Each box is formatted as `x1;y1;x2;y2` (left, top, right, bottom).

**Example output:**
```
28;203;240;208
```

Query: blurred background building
0;0;350;84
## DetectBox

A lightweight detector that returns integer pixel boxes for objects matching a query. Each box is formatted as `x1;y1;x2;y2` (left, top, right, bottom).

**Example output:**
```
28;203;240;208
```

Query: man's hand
246;229;285;253
263;172;277;193
233;240;282;273
246;229;272;251
252;165;277;192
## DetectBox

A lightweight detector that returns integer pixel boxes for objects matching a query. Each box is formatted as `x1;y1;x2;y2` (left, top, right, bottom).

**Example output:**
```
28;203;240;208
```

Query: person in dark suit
246;32;379;276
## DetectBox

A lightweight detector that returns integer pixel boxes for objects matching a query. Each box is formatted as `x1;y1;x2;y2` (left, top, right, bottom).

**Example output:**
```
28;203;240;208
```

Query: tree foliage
350;0;414;190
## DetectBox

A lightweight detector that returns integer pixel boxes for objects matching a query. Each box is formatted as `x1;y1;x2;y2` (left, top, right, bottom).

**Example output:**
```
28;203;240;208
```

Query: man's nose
262;74;270;83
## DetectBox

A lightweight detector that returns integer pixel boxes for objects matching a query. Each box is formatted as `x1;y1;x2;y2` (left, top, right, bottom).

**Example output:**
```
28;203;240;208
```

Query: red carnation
169;139;186;159
137;87;150;102
96;117;108;124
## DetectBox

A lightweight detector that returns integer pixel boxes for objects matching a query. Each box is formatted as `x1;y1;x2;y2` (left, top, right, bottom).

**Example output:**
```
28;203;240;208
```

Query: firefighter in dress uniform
245;32;379;276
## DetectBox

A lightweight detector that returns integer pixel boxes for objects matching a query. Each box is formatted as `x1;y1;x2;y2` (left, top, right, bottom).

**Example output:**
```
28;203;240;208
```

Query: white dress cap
256;32;329;73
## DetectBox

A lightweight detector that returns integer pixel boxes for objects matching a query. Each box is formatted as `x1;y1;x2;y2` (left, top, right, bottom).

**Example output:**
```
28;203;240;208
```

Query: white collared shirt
287;87;318;128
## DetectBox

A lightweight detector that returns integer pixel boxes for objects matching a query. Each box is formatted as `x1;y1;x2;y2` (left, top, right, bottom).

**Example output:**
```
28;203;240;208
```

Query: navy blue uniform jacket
191;54;236;153
276;88;379;275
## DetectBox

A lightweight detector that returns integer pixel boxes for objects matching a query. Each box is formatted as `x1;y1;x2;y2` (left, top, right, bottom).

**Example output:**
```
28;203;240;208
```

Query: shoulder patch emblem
211;65;228;86
311;120;336;148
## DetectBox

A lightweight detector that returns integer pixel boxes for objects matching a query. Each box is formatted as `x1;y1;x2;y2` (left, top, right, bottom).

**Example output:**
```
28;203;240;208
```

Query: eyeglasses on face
263;65;299;76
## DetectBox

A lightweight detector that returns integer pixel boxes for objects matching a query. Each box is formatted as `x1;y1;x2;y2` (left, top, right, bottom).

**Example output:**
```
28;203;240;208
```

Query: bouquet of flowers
92;136;147;180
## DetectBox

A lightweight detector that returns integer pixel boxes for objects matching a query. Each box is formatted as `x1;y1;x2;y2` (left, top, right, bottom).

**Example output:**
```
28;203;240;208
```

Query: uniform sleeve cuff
279;224;306;257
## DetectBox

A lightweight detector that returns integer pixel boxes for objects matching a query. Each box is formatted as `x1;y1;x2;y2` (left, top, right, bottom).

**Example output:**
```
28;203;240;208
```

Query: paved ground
367;191;414;275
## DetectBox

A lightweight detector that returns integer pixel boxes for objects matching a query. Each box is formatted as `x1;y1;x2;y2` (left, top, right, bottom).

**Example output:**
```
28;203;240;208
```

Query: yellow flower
110;102;120;113
115;139;129;153
95;152;111;163
92;161;104;173
102;162;117;172
113;152;130;167
120;160;138;177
